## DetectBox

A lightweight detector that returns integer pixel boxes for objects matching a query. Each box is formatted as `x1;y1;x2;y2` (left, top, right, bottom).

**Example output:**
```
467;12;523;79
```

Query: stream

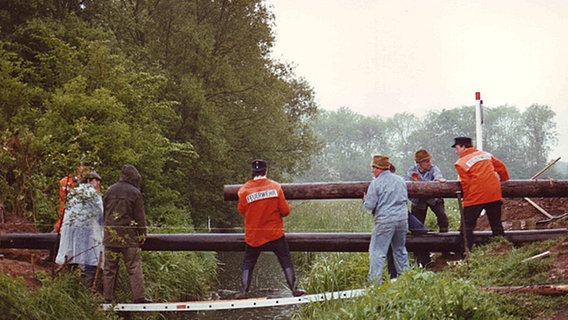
189;251;302;319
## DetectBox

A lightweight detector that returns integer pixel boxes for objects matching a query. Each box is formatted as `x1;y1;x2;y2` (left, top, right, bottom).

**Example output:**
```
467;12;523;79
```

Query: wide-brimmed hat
415;149;432;163
451;136;472;148
370;155;391;170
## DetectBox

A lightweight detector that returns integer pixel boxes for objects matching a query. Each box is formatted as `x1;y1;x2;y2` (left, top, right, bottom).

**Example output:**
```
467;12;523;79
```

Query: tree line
297;105;561;183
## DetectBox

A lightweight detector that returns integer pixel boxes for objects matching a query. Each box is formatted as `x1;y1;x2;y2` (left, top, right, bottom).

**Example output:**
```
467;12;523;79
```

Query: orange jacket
455;148;510;207
54;173;101;232
54;174;76;232
237;177;290;247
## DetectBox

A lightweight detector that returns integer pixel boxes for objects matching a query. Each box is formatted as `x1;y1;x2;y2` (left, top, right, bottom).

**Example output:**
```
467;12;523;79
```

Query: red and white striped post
475;92;483;151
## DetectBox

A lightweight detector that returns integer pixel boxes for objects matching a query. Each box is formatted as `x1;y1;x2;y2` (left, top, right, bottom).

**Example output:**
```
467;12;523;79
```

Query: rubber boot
235;269;252;299
284;267;305;297
83;272;95;290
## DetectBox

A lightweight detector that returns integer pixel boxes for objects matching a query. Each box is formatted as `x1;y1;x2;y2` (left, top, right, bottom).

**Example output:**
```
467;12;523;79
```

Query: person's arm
432;165;447;182
362;180;379;211
134;194;147;244
492;157;510;181
406;166;419;181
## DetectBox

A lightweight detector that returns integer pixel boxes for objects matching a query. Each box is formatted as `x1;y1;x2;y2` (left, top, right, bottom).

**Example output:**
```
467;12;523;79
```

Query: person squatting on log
362;155;409;284
236;159;306;299
102;164;152;304
55;171;104;289
406;149;449;232
452;137;510;252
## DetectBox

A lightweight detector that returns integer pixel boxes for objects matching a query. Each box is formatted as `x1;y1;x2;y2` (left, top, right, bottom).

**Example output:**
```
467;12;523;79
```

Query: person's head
120;164;142;188
452;137;473;156
251;159;267;178
370;155;391;177
83;171;102;187
415;149;432;171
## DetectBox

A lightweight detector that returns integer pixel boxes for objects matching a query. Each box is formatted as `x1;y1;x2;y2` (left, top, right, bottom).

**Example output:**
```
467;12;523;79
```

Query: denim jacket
363;171;408;223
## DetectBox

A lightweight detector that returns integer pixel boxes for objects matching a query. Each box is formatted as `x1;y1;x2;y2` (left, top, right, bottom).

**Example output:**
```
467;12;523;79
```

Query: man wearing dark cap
452;137;510;251
236;159;305;298
362;155;409;283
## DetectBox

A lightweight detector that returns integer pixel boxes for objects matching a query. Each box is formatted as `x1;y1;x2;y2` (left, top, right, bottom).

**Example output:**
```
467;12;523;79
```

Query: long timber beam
224;179;568;200
1;229;566;252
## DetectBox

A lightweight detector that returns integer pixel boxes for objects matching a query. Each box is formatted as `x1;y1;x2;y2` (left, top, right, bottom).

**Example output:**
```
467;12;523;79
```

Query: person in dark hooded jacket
102;164;152;304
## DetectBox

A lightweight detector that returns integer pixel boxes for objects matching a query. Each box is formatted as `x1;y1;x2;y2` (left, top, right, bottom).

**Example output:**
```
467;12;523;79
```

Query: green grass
284;200;567;320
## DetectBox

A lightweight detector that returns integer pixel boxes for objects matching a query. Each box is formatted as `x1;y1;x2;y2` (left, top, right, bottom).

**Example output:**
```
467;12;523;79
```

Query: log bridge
0;180;566;252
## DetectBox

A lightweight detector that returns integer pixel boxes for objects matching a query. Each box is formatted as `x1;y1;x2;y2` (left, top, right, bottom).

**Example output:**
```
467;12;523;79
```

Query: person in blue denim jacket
362;155;409;284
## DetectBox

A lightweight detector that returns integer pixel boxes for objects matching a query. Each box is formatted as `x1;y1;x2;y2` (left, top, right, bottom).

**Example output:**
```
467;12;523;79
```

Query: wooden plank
224;179;568;201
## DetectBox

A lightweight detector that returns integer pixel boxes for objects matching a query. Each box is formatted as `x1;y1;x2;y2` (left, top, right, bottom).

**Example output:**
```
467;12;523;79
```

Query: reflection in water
166;251;301;320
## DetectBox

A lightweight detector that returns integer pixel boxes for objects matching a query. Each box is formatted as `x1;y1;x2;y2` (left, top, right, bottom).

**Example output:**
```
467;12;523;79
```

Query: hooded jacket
103;165;147;248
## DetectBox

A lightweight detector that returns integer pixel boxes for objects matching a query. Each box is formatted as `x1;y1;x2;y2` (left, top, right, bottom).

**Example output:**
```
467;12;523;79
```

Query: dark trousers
412;198;448;231
103;247;146;301
461;200;504;251
388;213;430;278
242;236;294;272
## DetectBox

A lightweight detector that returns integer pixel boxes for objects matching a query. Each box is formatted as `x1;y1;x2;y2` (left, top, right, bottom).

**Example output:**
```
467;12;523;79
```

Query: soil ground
1;198;567;316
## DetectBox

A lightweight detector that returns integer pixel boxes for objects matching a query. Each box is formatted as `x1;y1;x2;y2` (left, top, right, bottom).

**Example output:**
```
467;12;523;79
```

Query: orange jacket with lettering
454;148;510;207
237;177;290;247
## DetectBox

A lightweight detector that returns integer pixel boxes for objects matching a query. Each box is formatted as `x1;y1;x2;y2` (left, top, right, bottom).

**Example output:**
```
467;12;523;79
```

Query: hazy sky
266;0;567;163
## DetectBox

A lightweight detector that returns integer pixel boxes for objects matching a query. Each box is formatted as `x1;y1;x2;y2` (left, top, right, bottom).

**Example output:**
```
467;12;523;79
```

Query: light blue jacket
363;171;408;223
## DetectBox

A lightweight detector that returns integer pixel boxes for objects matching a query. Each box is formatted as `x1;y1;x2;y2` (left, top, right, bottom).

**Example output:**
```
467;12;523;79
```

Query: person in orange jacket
235;159;305;299
53;165;93;233
452;137;510;251
46;165;93;262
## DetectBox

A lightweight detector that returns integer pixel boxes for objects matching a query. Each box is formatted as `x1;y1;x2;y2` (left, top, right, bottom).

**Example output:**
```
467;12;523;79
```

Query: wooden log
224;179;568;201
481;284;568;296
1;229;566;252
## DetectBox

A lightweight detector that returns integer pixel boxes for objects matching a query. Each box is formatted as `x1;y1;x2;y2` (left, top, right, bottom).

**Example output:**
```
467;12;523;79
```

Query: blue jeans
368;219;409;283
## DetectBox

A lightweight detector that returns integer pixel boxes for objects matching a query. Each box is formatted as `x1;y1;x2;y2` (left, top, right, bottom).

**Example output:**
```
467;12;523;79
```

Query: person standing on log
102;164;152;304
362;155;409;284
236;159;305;299
406;149;449;232
452;137;510;252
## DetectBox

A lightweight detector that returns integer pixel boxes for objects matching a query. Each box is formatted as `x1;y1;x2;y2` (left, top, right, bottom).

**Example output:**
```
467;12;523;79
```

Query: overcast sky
266;0;568;164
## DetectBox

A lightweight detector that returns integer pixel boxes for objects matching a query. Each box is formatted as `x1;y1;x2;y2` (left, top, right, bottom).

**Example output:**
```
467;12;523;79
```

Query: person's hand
437;178;447;183
411;172;420;181
362;192;366;202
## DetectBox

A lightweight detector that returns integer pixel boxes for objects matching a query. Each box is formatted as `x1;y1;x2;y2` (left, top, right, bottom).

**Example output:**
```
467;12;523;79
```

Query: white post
475;92;483;151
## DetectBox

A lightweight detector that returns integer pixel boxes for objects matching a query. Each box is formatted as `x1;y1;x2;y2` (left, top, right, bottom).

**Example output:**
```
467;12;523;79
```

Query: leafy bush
0;271;117;320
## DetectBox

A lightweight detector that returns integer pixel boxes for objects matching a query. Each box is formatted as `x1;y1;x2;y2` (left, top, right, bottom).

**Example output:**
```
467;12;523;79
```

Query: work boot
133;297;153;303
284;267;306;297
235;269;252;299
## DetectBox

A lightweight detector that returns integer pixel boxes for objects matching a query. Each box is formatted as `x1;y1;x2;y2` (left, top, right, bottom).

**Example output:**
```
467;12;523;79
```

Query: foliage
0;271;117;320
296;241;565;319
445;238;556;286
297;105;559;183
290;200;566;319
140;251;218;302
0;0;319;232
